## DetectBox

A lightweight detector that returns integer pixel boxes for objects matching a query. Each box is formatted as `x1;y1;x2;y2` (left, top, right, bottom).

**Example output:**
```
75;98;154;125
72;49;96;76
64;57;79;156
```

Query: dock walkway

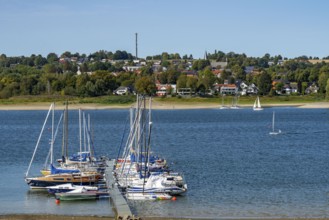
105;160;136;220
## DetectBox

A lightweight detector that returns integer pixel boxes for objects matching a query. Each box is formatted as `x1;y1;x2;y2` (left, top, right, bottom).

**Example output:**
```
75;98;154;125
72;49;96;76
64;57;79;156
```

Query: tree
187;77;198;92
275;82;284;93
319;72;329;93
176;74;187;89
135;76;156;95
192;60;210;70
318;66;329;93
326;79;329;100
301;82;308;95
158;72;168;84
76;73;90;96
199;68;216;90
47;53;58;63
257;71;272;95
232;64;245;80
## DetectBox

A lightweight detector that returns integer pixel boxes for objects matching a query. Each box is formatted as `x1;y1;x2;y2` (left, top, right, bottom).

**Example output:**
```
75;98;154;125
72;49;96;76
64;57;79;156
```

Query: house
177;88;194;96
212;69;222;78
282;84;292;95
155;84;176;97
272;79;289;95
235;80;258;95
123;65;142;72
305;83;319;94
290;82;298;93
215;81;238;95
244;66;254;74
152;63;163;73
210;61;227;70
113;86;130;95
182;70;198;77
246;83;259;95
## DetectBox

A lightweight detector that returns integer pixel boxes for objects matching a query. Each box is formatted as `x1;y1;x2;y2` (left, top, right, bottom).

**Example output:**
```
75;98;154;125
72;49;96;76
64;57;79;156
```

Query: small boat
126;174;187;195
269;111;281;135
55;187;109;201
126;192;172;201
46;183;98;194
253;96;263;111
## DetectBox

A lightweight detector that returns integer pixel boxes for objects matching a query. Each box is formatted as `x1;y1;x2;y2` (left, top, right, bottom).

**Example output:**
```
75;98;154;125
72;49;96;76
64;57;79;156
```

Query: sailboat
219;95;228;109
230;94;240;109
269;111;281;135
115;95;187;200
253;96;263;111
25;103;103;189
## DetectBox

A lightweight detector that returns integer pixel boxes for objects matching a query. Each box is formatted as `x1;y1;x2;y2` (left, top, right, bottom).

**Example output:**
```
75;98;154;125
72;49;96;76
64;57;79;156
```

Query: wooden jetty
105;160;139;220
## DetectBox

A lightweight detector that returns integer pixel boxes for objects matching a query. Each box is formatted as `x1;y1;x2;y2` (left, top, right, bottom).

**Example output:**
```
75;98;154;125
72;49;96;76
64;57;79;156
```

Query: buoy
171;196;177;201
55;199;60;204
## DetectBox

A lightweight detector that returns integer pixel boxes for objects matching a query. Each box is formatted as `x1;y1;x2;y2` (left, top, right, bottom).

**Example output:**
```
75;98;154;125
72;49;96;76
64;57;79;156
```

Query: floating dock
105;160;135;220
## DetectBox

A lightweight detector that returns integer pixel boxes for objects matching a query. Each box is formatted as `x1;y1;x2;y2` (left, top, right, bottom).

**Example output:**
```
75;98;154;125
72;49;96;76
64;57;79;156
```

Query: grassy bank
0;94;327;107
0;95;136;106
156;94;327;105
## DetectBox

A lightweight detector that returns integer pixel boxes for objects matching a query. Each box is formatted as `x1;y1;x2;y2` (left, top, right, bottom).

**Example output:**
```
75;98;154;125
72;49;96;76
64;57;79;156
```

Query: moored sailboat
219;95;229;109
25;172;102;189
269;111;281;135
55;187;109;201
253;96;263;111
114;95;187;201
25;102;104;189
46;183;98;194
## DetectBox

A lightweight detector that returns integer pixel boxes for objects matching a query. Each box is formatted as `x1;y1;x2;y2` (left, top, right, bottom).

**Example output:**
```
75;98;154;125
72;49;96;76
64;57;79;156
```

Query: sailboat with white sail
253;96;263;111
269;111;281;135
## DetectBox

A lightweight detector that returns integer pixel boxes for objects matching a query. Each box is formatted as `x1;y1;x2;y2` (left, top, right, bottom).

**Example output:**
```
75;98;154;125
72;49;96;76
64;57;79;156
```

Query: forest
0;50;329;100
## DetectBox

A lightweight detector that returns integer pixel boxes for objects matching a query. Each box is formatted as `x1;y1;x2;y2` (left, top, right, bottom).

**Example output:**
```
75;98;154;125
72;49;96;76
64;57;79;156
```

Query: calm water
0;107;329;218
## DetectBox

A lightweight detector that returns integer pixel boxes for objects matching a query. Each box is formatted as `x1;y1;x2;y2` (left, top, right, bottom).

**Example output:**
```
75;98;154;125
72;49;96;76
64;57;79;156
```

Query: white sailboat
219;95;228;109
253;96;263;111
230;94;240;109
269;111;281;135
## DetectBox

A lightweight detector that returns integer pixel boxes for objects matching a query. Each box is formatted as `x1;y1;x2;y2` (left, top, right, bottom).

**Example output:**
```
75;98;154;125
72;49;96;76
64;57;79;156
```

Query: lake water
0;107;329;218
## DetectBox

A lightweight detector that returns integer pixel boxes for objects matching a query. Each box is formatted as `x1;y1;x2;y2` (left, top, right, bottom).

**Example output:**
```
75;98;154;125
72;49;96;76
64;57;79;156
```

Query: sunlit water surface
0;107;329;218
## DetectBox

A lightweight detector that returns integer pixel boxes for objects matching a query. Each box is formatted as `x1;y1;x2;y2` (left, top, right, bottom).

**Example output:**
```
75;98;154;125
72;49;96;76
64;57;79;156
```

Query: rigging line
116;114;130;162
25;103;54;178
43;112;64;168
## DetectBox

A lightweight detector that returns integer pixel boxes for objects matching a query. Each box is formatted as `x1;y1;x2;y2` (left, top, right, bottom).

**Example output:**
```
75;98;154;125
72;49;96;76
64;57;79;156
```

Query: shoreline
0;101;328;110
3;214;329;220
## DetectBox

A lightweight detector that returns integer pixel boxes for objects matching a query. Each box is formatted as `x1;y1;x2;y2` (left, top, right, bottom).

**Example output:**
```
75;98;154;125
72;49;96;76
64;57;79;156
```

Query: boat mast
50;103;55;165
272;111;275;132
79;109;82;164
62;102;68;163
83;112;87;152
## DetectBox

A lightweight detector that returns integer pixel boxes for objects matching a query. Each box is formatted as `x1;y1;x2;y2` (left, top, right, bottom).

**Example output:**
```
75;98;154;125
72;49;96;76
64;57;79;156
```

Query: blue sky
1;0;329;59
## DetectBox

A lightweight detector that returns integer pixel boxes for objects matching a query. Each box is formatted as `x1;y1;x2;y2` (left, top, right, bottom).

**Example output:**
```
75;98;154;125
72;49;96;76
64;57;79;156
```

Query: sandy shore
0;101;328;110
2;215;329;220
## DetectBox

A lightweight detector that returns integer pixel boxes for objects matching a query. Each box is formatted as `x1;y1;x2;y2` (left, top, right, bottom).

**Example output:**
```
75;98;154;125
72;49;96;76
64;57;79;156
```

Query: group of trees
0;50;329;99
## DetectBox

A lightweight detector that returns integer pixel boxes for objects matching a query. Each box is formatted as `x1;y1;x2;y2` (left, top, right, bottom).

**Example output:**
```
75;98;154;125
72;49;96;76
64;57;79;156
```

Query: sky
1;0;329;59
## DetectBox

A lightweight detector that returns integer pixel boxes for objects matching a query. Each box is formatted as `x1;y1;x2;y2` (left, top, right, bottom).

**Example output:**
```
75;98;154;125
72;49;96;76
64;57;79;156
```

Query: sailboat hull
25;174;101;188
